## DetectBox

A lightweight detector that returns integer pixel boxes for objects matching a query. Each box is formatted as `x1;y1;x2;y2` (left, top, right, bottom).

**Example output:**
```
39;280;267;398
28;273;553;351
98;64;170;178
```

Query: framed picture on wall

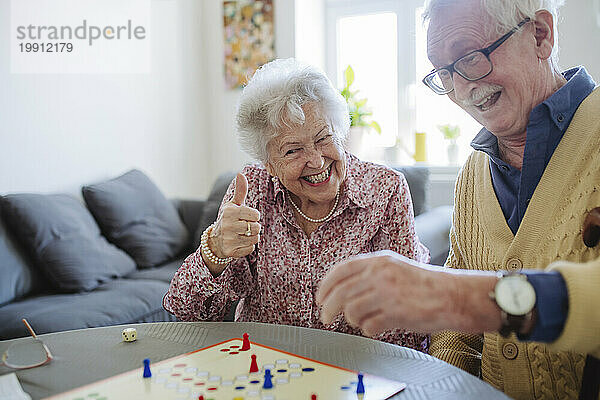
223;0;275;89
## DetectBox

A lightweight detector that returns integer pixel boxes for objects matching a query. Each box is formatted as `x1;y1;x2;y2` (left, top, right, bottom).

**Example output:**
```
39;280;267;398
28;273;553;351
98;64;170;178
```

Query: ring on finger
245;221;252;237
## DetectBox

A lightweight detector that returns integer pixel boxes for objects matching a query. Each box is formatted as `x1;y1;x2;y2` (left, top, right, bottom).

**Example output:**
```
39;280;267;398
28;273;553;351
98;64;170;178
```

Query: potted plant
340;65;381;155
438;124;460;165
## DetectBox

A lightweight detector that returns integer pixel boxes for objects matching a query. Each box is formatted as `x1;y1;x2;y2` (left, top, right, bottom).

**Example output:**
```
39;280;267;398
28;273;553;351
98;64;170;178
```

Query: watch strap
498;310;533;338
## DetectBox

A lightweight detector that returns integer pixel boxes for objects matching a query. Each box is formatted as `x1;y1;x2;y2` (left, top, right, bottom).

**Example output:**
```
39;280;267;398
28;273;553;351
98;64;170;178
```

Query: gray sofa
393;166;453;266
0;167;451;340
0;170;200;340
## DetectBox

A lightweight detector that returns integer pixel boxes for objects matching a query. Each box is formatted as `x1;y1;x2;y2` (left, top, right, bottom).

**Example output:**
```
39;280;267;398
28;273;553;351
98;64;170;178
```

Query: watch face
495;275;536;315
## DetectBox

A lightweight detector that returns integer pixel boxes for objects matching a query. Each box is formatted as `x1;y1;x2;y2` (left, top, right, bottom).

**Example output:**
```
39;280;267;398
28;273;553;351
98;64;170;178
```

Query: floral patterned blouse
164;155;430;352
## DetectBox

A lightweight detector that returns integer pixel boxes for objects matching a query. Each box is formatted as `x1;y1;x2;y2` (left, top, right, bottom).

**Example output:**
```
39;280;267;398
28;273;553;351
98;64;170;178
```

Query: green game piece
87;394;99;398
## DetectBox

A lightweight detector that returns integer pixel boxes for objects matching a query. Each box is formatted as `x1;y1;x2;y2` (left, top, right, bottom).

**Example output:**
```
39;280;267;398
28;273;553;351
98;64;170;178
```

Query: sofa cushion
124;257;184;283
193;172;236;248
393;166;429;217
0;202;43;306
414;205;453;266
0;194;136;292
173;199;205;253
82;170;189;268
0;278;175;340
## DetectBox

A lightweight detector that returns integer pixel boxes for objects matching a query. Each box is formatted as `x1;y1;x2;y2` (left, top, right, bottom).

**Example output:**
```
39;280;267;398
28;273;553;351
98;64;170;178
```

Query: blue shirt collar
544;66;596;130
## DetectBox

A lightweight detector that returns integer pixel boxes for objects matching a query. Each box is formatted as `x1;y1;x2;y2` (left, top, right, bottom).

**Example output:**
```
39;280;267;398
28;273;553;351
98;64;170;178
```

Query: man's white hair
422;0;566;73
236;58;350;163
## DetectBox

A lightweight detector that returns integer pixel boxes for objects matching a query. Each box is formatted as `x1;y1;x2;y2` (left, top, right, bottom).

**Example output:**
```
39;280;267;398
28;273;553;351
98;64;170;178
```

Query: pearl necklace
287;187;340;223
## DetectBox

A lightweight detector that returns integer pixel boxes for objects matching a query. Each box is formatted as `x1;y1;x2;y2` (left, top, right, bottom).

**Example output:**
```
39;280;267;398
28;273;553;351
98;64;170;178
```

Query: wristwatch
489;272;536;337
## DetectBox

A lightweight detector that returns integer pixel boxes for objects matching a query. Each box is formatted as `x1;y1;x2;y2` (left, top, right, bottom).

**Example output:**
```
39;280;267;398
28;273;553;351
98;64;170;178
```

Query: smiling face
265;103;346;209
426;0;555;141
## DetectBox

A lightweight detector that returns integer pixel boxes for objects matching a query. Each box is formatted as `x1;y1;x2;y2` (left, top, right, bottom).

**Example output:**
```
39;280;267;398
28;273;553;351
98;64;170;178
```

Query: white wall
200;0;296;189
559;1;600;80
0;0;297;199
0;0;209;198
295;0;325;71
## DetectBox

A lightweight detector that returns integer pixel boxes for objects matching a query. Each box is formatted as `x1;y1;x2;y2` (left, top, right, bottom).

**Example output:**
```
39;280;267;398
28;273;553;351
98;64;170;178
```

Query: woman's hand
204;173;261;275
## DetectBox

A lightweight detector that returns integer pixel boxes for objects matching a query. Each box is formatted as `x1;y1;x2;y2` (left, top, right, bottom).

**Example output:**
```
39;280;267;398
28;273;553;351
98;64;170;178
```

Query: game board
44;337;406;400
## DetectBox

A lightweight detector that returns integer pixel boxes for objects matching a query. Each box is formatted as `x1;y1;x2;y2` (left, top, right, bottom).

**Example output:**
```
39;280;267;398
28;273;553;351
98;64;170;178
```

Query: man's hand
316;251;501;335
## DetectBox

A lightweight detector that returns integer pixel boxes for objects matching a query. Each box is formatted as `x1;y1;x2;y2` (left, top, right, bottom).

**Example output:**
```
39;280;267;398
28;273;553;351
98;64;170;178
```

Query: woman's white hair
236;58;350;163
423;0;565;73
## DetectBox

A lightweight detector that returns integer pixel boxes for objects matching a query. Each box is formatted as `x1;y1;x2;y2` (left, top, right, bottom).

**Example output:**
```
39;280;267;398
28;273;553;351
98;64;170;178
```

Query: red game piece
241;332;251;351
311;395;317;400
198;396;204;400
249;354;259;373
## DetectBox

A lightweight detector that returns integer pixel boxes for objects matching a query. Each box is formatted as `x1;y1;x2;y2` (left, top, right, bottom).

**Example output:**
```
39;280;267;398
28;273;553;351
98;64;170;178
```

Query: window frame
325;0;423;142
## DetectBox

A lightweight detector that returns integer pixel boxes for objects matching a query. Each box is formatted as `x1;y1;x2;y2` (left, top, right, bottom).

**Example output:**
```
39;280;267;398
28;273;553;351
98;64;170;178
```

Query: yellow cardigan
430;87;600;400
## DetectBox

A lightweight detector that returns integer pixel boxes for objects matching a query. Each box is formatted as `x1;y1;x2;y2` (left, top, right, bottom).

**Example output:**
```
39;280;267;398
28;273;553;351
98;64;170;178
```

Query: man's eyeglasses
422;18;531;95
1;319;53;369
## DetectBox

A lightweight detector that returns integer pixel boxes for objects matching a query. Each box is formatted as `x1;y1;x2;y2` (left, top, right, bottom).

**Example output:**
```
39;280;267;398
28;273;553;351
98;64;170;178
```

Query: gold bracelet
200;223;232;265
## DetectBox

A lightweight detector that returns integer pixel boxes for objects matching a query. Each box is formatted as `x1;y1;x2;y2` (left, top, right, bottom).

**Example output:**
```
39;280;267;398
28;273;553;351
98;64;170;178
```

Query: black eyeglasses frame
422;17;531;95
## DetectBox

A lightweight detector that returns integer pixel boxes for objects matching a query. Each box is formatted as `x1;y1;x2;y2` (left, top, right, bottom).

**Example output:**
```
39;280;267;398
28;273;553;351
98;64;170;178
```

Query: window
324;0;482;165
326;0;415;162
335;12;398;148
414;7;482;165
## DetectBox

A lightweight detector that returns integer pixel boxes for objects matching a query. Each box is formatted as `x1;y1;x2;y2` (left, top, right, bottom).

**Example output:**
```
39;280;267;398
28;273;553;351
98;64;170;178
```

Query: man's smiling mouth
474;90;502;112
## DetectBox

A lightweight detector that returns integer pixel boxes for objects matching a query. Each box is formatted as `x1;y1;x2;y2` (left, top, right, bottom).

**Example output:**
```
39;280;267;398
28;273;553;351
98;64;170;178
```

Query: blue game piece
143;358;152;378
263;368;273;389
356;373;365;394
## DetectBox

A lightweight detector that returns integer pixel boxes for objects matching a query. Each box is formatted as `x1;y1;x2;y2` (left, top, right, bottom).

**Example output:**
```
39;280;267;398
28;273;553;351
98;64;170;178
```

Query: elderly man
317;0;599;399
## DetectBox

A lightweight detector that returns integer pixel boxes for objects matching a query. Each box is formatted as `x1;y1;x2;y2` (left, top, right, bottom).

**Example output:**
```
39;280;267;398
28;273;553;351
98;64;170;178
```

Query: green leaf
340;88;351;100
355;98;367;108
437;124;460;140
340;65;381;132
369;121;382;134
344;65;354;87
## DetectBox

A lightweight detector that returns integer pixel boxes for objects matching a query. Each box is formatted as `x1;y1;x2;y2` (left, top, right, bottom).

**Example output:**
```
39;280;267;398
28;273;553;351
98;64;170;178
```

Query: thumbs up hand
231;171;249;206
206;173;261;273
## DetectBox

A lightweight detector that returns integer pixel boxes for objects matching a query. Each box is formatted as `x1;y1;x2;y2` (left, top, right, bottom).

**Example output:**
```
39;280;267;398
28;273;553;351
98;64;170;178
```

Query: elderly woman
163;58;430;352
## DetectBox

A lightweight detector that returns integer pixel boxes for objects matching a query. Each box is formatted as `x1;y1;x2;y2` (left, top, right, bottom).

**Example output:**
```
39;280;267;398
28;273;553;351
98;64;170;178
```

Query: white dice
122;327;137;342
